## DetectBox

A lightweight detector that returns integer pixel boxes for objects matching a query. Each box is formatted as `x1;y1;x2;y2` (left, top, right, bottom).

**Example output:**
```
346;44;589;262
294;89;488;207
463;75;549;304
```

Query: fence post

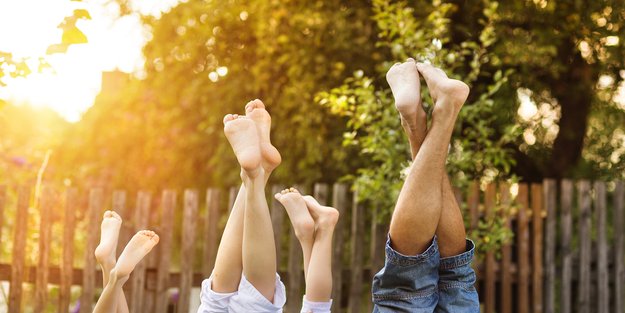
560;180;573;313
577;180;591;313
79;188;103;313
8;186;30;313
179;189;198;313
531;183;544;313
615;181;625;313
59;188;77;313
517;184;529;313
202;188;221;277
543;179;557;313
331;184;348;313
154;190;176;313
595;182;609;313
128;191;151;313
484;183;496;313
348;188;365;313
35;186;55;313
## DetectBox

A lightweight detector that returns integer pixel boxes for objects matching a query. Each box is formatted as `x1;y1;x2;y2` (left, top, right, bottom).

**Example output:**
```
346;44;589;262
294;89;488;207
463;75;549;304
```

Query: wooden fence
0;180;623;313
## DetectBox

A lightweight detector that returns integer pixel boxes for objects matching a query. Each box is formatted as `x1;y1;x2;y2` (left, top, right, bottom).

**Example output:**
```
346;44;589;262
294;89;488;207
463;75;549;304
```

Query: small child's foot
113;230;159;279
416;63;469;123
302;196;339;232
245;99;282;173
223;114;262;178
275;188;315;242
94;211;122;269
386;59;427;140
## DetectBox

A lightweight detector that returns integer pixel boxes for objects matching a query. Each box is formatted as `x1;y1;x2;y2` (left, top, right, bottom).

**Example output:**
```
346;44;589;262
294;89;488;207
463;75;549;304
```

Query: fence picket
531;183;544;313
271;185;286;267
348;188;365;313
615;181;625;313
517;184;529;313
8;187;30;313
59;188;77;313
179;189;199;313
578;180;592;313
331;184;348;313
499;183;512;313
79;188;103;313
484;183;496;313
203;188;221;277
128;191;151;313
595;182;609;313
154;190;176;313
35;187;55;313
543;179;557;313
0;186;5;254
112;191;128;260
560;180;573;313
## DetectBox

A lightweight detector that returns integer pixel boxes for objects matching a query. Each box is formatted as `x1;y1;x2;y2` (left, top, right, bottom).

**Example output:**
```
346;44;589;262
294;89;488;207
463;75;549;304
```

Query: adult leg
275;188;315;282
94;211;129;313
93;231;159;313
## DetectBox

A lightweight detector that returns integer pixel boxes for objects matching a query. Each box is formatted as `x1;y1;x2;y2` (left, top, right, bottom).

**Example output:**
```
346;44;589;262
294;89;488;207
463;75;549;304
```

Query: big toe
223;114;235;125
245;99;265;114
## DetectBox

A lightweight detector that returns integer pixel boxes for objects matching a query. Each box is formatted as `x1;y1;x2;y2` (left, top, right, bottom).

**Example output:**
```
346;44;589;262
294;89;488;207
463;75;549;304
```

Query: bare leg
93;231;159;313
388;61;469;255
274;188;315;282
94;211;129;313
212;102;281;292
302;196;339;302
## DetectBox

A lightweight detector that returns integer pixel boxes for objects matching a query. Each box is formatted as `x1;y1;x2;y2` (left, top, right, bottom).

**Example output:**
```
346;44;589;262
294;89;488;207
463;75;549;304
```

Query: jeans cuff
439;239;475;270
386;235;439;266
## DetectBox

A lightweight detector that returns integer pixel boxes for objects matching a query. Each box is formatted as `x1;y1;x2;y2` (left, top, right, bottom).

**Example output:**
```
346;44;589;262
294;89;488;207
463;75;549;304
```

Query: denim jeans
371;236;479;313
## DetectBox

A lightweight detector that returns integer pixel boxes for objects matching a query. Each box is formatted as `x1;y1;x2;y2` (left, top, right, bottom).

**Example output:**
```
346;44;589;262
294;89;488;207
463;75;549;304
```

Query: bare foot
302;196;339;232
386;59;428;153
274;188;315;242
94;211;122;269
416;63;469;122
224;114;262;178
245;99;282;173
113;230;159;279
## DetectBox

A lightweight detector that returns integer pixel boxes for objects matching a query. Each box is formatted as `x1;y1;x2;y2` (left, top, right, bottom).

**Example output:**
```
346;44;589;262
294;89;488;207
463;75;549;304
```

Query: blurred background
1;0;625;312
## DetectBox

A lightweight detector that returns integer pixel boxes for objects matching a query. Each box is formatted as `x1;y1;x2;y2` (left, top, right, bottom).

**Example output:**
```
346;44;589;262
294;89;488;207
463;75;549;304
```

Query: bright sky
0;0;180;122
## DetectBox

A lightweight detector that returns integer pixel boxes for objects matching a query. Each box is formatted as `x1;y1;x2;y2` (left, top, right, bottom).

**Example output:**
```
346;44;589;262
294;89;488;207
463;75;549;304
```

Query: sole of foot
113;230;159;279
302;195;339;231
94;210;122;266
245;99;282;173
386;59;427;129
416;63;469;119
275;188;315;241
223;114;262;177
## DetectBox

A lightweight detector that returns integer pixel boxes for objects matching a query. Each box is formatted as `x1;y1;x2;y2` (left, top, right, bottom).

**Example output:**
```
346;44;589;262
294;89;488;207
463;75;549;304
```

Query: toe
223;114;234;124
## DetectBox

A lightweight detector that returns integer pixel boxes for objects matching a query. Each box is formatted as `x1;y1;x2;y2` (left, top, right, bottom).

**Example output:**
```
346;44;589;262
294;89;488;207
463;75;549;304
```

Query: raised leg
274;188;315;282
93;231;159;313
94;211;129;313
388;61;469;256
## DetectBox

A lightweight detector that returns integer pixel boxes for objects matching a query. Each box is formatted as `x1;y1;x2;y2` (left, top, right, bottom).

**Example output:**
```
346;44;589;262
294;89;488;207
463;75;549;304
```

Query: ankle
108;269;129;285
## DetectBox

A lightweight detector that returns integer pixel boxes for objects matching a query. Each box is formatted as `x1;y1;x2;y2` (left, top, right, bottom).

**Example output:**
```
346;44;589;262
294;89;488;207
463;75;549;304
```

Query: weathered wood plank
35;186;55;313
595;181;609;313
577;180;592;313
202;188;220;277
615;181;625;313
0;186;5;254
467;181;480;293
484;183;496;313
543;179;557;313
128;191;151;313
331;184;348;313
112;191;128;259
59;188;77;313
499;183;512;313
286;185;306;313
79;188;103;313
8;186;30;313
516;184;529;313
154;190;176;313
531;183;544;313
179;189;199;313
271;185;286;268
560;180;573;313
348;189;365;313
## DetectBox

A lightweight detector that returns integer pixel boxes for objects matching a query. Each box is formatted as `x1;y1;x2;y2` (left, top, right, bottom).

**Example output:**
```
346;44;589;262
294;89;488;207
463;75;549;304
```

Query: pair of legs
92;211;159;313
199;100;286;312
275;188;339;313
371;59;478;312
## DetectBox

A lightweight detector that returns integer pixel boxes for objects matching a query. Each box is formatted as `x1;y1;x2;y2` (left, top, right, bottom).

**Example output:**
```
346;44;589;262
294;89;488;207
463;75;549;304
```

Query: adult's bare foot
94;211;122;270
275;188;315;242
223;114;262;178
112;230;159;279
416;63;469;124
386;59;428;157
245;99;282;174
302;196;339;232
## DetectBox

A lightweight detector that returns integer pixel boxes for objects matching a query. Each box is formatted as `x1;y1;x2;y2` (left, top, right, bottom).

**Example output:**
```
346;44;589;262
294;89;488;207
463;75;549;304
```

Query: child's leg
94;211;129;313
302;196;338;307
93;231;159;313
274;188;315;282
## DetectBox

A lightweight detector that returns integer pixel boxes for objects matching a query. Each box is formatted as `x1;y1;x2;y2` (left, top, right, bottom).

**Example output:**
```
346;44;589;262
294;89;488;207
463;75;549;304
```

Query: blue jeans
371;236;479;313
